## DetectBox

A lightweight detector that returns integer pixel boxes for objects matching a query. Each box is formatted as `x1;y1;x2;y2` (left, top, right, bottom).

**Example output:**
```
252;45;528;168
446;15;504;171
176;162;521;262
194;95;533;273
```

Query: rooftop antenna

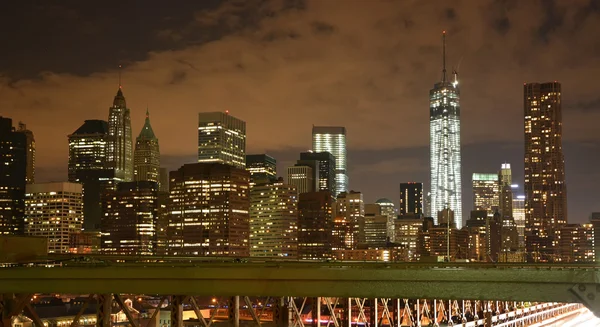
442;31;447;82
118;64;122;89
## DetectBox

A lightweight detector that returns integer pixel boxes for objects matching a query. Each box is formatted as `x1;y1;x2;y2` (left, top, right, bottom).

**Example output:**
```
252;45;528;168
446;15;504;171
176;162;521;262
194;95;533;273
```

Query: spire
442;30;447;82
113;65;126;107
137;108;157;140
118;64;122;89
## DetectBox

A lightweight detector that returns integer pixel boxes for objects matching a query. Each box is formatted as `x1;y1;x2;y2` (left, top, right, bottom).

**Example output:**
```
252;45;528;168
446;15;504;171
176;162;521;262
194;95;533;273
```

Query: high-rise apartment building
68;120;117;231
101;181;158;255
399;182;423;216
168;163;250;256
472;173;499;217
0;117;27;235
16;122;35;184
524;82;567;262
332;191;364;250
498;164;513;219
198;112;246;169
134;110;160;183
107;88;134;181
249;179;298;258
312;126;347;196
25;182;83;254
299;152;336;195
246;154;277;186
287;165;314;194
297;191;333;260
513;195;526;248
429;32;462;227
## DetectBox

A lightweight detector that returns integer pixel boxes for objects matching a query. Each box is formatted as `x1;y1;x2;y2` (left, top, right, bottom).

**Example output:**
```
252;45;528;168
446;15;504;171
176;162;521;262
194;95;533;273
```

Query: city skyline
2;1;600;223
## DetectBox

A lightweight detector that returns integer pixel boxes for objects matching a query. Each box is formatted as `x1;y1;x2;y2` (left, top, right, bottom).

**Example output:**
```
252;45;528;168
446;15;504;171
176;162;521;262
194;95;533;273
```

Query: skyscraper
399;182;423;216
68;120;116;231
101;181;158;255
498;164;513;218
246;154;277;186
472;173;499;217
198;112;246;169
524;82;567;261
513;195;526;248
134;109;160;183
297;191;333;260
286;165;314;194
332;191;364;250
312;126;347;196
0;117;27;235
249;179;298;258
168;163;250;256
25;182;83;254
16;122;35;184
429;32;462;227
299;151;336;196
108;88;134;181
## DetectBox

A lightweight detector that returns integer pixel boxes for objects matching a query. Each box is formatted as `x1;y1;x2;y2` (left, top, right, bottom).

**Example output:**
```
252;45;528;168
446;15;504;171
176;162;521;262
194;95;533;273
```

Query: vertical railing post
97;294;112;327
228;296;240;327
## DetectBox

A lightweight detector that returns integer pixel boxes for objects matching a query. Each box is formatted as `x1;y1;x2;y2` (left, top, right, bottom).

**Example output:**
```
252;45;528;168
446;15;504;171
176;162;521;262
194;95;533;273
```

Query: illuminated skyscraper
498;164;513;218
134;109;160;183
472;173;499;217
287;165;314;194
25;182;83;254
16;122;35;184
0;117;27;235
198;112;246;169
399;182;423;216
524;82;567;261
429;32;462;227
108;88;134;181
249;179;298;258
513;195;526;248
168;163;250;256
332;191;364;250
101;181;158;255
312;126;347;196
246;154;277;186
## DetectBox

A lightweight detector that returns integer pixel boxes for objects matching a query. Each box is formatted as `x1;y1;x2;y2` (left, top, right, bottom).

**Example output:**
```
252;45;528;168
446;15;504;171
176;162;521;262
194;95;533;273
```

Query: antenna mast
118;64;122;89
442;31;447;82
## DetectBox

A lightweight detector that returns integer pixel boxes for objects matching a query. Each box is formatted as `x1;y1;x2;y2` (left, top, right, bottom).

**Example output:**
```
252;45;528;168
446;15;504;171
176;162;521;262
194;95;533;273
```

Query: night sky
1;0;600;223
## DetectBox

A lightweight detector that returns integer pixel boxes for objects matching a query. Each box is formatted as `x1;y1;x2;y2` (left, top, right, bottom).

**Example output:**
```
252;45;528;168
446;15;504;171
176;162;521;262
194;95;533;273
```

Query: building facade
524;82;567;262
299;151;336;196
198;112;246;169
168;163;250;256
332;191;364;250
286;165;314;194
0;117;27;235
25;182;83;254
429;32;462;227
134;110;160;183
399;182;423;216
472;173;499;217
312;126;347;196
16;122;35;184
107;88;134;181
246;154;277;186
297;191;333;260
249;179;298;258
101;181;158;255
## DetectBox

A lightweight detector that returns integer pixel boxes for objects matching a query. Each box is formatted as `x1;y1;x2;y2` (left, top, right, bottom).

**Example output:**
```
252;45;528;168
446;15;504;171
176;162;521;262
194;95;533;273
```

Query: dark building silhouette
524;82;567;262
0;117;27;235
297;191;333;260
16;122;35;184
399;182;423;216
246;154;277;186
299;151;336;196
101;181;159;255
168;163;250;256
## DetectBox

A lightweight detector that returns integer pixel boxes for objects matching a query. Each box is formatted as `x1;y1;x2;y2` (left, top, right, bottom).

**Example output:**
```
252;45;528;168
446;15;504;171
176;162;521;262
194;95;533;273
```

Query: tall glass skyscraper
198;112;246;169
312;126;347;196
429;32;462;227
108;87;134;181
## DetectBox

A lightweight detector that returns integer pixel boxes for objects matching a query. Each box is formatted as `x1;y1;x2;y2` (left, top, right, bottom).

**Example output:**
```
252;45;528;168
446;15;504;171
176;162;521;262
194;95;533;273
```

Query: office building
524;82;567;262
287;165;314;194
312;126;347;196
134;109;160;183
374;198;396;242
297;191;333;260
429;227;469;260
158;167;169;193
0;117;27;235
472;173;499;217
399;182;423;216
168;163;250;256
16;122;35;184
68;120;117;231
558;224;594;263
429;32;462;227
24;182;83;254
361;215;389;247
246;154;277;186
249;179;298;258
299;151;336;195
107;88;134;181
332;191;364;250
498;164;513;218
101;181;158;255
394;217;423;261
198;112;246;169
